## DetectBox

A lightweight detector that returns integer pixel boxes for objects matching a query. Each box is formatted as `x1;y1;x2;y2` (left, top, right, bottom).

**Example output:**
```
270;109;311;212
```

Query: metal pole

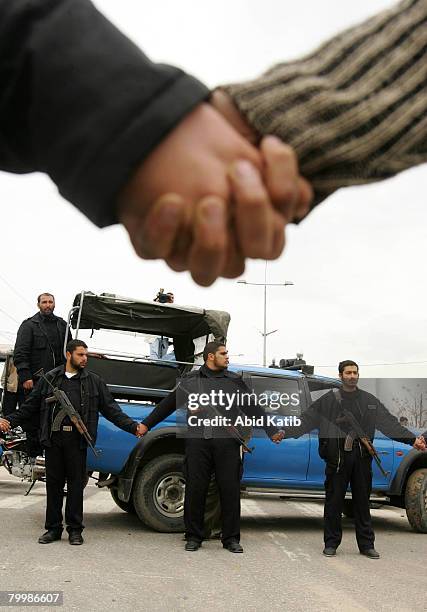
75;290;86;338
237;273;293;367
263;263;267;367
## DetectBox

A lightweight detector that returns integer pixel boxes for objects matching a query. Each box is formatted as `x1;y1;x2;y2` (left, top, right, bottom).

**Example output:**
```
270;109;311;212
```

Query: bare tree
392;384;427;429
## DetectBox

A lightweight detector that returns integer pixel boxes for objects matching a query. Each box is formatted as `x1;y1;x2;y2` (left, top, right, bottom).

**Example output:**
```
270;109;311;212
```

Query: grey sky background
1;0;426;378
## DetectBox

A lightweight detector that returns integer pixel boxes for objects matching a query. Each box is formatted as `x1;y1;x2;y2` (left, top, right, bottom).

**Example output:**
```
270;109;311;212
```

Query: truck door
241;374;310;484
305;378;340;484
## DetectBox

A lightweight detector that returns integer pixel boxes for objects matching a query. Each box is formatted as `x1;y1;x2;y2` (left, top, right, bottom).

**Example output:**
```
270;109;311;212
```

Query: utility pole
238;263;294;366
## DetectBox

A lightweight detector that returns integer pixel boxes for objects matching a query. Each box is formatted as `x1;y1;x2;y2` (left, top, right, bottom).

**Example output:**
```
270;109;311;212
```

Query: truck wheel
110;487;136;514
405;468;427;533
132;454;221;533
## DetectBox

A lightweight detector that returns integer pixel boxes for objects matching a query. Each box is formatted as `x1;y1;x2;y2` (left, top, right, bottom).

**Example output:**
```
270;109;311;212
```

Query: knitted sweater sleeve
221;0;427;210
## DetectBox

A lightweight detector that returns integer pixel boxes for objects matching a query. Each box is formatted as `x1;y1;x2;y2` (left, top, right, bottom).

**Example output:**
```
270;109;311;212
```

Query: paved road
0;472;426;612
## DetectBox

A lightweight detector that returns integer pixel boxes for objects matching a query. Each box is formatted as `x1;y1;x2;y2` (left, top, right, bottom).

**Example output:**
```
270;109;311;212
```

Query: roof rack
276;357;314;376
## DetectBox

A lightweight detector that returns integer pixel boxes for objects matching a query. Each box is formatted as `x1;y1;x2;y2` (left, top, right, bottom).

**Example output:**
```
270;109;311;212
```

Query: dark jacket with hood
14;312;71;384
285;388;416;469
7;365;138;448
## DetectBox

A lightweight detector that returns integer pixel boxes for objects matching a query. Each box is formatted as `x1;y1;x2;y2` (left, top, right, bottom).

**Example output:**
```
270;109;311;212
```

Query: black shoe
185;540;201;552
38;530;62;544
360;548;380;559
322;547;337;557
68;530;84;545
223;540;244;553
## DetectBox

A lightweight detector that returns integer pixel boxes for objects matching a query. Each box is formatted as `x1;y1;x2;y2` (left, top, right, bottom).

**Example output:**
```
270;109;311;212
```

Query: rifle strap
332;388;342;404
332;388;355;451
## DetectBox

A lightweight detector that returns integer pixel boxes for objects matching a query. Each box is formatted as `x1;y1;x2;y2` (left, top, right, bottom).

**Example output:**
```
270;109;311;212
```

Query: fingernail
263;134;283;146
233;160;259;183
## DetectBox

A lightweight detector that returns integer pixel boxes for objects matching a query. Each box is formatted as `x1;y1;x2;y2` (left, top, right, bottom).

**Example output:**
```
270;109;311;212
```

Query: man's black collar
54;364;88;379
199;364;232;378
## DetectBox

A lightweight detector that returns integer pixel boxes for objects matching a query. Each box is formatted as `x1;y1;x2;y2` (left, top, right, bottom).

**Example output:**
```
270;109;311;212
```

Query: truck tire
110;487;136;514
405;468;427;533
132;453;221;533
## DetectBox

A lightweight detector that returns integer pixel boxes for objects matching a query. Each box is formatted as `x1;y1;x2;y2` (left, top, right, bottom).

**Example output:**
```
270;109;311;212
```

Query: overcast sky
1;0;426;378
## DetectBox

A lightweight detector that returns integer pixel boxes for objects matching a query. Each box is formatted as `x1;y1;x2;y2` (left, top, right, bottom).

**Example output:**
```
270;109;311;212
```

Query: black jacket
7;365;138;448
0;0;208;228
285;388;416;468
143;365;279;439
14;312;71;384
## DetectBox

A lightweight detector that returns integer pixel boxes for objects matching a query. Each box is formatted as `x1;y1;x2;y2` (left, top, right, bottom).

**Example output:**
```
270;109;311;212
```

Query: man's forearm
0;0;208;228
142;391;177;430
222;0;427;209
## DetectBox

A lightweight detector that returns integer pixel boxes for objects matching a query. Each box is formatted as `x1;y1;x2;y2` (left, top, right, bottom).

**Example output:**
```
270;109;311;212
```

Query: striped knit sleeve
221;0;427;209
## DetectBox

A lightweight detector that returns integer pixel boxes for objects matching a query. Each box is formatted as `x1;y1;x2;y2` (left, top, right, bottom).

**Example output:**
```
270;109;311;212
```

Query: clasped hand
135;423;148;438
413;436;426;451
118;102;312;287
0;418;11;433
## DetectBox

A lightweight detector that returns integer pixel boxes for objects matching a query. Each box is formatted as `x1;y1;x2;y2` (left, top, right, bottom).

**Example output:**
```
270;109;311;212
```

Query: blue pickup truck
85;364;426;535
63;292;427;536
3;292;425;534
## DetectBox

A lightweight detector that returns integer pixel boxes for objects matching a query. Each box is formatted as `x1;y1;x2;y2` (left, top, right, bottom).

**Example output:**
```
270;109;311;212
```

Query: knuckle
237;191;267;210
277;184;298;204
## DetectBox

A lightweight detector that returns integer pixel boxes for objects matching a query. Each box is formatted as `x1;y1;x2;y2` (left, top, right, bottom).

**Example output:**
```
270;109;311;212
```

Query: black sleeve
7;379;43;429
376;402;416;445
97;380;138;434
13;321;32;384
239;389;278;438
142;390;177;430
284;398;322;439
0;0;209;228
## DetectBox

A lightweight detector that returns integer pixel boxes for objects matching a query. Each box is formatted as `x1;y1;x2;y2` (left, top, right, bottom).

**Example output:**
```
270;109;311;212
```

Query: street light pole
238;263;294;367
263;271;267;367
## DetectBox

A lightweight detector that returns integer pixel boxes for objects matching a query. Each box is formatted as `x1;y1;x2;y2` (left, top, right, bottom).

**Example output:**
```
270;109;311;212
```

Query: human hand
23;379;34;392
136;423;148;438
271;430;285;444
413;436;426;451
0;418;11;433
211;89;313;223
118;103;309;286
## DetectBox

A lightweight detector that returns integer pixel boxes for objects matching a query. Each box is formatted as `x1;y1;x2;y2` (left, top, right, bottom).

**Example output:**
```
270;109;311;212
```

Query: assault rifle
35;369;100;457
208;401;255;454
333;389;389;478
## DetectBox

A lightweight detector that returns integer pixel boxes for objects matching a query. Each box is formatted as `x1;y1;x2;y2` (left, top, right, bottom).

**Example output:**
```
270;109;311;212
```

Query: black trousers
183;437;242;545
1;389;19;416
324;446;374;551
44;429;87;532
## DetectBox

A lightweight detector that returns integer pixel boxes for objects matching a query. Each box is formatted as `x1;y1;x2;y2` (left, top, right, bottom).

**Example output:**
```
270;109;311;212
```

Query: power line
316;360;427;368
0;306;19;325
0;272;33;309
0;329;15;342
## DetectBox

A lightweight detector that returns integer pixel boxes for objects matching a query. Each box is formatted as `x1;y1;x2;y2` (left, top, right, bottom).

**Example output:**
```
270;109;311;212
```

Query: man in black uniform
138;341;284;553
284;360;426;559
14;293;71;395
0;340;143;545
13;293;72;456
